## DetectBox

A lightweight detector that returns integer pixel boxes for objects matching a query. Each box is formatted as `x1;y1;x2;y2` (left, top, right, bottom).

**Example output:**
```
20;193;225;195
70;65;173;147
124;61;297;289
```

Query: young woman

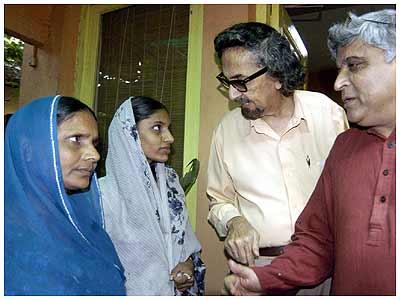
99;96;205;295
5;96;126;295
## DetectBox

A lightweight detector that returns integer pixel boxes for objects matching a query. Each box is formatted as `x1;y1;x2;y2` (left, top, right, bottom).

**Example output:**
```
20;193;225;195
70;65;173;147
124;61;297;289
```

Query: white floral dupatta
99;99;203;295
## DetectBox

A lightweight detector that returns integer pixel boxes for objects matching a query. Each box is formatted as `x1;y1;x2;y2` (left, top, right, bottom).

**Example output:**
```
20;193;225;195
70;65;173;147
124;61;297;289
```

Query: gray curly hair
327;9;396;63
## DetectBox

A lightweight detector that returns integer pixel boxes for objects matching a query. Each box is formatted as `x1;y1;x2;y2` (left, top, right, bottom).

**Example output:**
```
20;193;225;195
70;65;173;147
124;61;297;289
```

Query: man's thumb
228;259;249;277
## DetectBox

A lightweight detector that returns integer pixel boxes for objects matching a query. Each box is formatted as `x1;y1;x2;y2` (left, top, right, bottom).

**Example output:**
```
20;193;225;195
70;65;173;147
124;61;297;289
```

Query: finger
244;243;255;265
228;259;238;272
184;279;194;286
232;237;250;265
228;259;260;294
230;278;240;296
221;285;230;296
247;250;255;267
179;278;194;286
170;269;179;280
223;274;236;295
172;272;186;284
234;252;246;264
174;278;188;285
178;281;194;290
235;241;249;265
225;240;239;262
175;272;194;284
181;272;193;281
243;241;256;266
177;285;190;292
228;259;248;276
232;275;246;296
252;232;260;258
252;247;259;260
177;286;189;292
226;274;243;296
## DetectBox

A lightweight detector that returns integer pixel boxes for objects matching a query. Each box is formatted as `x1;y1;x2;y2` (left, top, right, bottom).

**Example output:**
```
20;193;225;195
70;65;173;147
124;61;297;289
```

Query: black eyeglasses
216;66;269;92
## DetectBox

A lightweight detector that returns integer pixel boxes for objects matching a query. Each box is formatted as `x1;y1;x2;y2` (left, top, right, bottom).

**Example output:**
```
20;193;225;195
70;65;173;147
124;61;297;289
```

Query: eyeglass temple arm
244;66;269;83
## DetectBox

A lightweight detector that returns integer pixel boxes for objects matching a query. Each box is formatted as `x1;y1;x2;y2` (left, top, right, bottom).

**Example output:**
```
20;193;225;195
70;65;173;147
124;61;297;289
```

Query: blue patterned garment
4;96;126;295
165;166;206;295
99;98;205;295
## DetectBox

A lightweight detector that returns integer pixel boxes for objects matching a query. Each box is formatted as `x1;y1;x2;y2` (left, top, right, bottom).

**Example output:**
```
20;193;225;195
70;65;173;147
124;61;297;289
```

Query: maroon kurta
253;128;396;295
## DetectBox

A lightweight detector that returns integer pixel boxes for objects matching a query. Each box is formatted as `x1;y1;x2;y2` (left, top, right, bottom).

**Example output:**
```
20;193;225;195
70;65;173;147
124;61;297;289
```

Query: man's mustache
234;97;251;106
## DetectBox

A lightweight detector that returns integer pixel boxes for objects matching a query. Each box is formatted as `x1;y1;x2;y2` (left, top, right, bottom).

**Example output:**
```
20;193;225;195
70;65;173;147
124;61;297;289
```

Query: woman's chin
149;155;169;164
64;180;90;193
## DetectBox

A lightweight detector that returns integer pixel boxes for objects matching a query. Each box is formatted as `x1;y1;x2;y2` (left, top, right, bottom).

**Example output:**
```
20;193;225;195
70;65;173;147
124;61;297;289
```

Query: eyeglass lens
217;74;247;92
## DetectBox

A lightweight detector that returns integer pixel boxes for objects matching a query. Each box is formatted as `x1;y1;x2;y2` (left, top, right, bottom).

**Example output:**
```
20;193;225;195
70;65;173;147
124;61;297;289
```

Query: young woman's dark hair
56;96;97;126
130;96;168;124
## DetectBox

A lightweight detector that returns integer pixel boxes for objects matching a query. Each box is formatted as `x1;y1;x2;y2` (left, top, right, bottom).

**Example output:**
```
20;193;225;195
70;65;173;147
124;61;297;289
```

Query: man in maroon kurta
223;9;396;296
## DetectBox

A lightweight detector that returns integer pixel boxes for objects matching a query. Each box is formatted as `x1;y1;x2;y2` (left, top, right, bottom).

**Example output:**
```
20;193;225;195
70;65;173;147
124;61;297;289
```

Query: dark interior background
285;4;396;104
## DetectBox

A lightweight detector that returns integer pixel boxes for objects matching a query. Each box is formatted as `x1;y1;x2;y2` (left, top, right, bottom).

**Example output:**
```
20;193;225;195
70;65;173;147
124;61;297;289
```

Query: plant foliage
4;34;24;87
5;33;24;66
180;158;200;195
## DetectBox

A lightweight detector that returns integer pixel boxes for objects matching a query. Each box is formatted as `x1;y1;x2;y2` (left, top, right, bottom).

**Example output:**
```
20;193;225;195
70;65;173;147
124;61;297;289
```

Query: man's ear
274;81;282;90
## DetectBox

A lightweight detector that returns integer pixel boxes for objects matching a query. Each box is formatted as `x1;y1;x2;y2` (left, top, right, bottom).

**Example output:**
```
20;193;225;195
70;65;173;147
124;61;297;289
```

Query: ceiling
285;4;396;73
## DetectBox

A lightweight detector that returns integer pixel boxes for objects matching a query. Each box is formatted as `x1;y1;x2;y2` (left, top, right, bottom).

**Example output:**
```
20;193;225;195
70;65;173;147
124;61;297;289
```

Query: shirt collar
366;126;396;142
290;90;308;127
249;90;309;133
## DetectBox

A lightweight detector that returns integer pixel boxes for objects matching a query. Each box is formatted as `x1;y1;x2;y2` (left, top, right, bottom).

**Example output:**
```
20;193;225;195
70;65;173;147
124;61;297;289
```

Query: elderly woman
99;96;205;295
5;95;126;295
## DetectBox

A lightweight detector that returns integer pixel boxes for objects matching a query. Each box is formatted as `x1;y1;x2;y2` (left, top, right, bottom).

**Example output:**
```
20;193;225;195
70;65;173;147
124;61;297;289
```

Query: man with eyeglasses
222;9;395;296
206;22;349;295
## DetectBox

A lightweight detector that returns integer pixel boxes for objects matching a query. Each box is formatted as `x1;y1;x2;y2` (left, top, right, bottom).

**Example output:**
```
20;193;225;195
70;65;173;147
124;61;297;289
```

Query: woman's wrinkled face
137;109;174;163
57;110;100;191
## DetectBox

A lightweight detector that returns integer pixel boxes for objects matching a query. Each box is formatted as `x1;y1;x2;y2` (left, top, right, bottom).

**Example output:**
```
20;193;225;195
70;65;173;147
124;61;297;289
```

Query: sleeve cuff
208;206;241;237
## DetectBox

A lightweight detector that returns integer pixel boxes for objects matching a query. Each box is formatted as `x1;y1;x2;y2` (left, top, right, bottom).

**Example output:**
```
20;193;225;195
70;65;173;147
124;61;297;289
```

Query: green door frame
74;4;204;229
182;5;203;229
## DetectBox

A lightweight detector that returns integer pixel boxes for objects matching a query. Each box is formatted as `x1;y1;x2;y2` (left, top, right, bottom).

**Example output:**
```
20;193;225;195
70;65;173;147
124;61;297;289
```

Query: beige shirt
207;90;349;247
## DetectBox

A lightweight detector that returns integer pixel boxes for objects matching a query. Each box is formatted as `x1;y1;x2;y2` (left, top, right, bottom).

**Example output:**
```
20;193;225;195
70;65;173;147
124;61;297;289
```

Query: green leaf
4;34;24;66
180;158;200;195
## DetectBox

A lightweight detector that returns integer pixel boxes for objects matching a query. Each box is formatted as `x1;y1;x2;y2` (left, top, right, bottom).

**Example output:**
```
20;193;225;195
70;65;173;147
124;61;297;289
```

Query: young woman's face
137;109;174;163
57;110;100;191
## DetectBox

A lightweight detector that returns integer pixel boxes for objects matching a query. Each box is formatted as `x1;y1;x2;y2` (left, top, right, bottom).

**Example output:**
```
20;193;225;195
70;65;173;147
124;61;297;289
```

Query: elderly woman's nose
84;144;100;162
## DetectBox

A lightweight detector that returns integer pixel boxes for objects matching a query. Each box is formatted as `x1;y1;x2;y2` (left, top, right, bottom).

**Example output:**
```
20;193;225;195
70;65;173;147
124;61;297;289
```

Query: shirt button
383;169;389;176
388;142;395;149
380;196;386;203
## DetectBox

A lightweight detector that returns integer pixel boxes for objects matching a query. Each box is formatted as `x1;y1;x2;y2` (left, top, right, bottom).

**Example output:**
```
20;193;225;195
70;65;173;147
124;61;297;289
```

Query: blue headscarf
5;95;126;295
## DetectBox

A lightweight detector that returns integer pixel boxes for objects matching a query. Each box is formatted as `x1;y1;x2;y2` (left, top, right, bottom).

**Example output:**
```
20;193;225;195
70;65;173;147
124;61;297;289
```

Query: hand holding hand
225;216;260;265
222;259;263;296
170;258;195;292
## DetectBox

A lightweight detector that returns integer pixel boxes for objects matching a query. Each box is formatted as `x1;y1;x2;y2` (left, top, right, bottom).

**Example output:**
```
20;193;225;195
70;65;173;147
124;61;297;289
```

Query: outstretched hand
222;259;263;296
225;216;260;266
